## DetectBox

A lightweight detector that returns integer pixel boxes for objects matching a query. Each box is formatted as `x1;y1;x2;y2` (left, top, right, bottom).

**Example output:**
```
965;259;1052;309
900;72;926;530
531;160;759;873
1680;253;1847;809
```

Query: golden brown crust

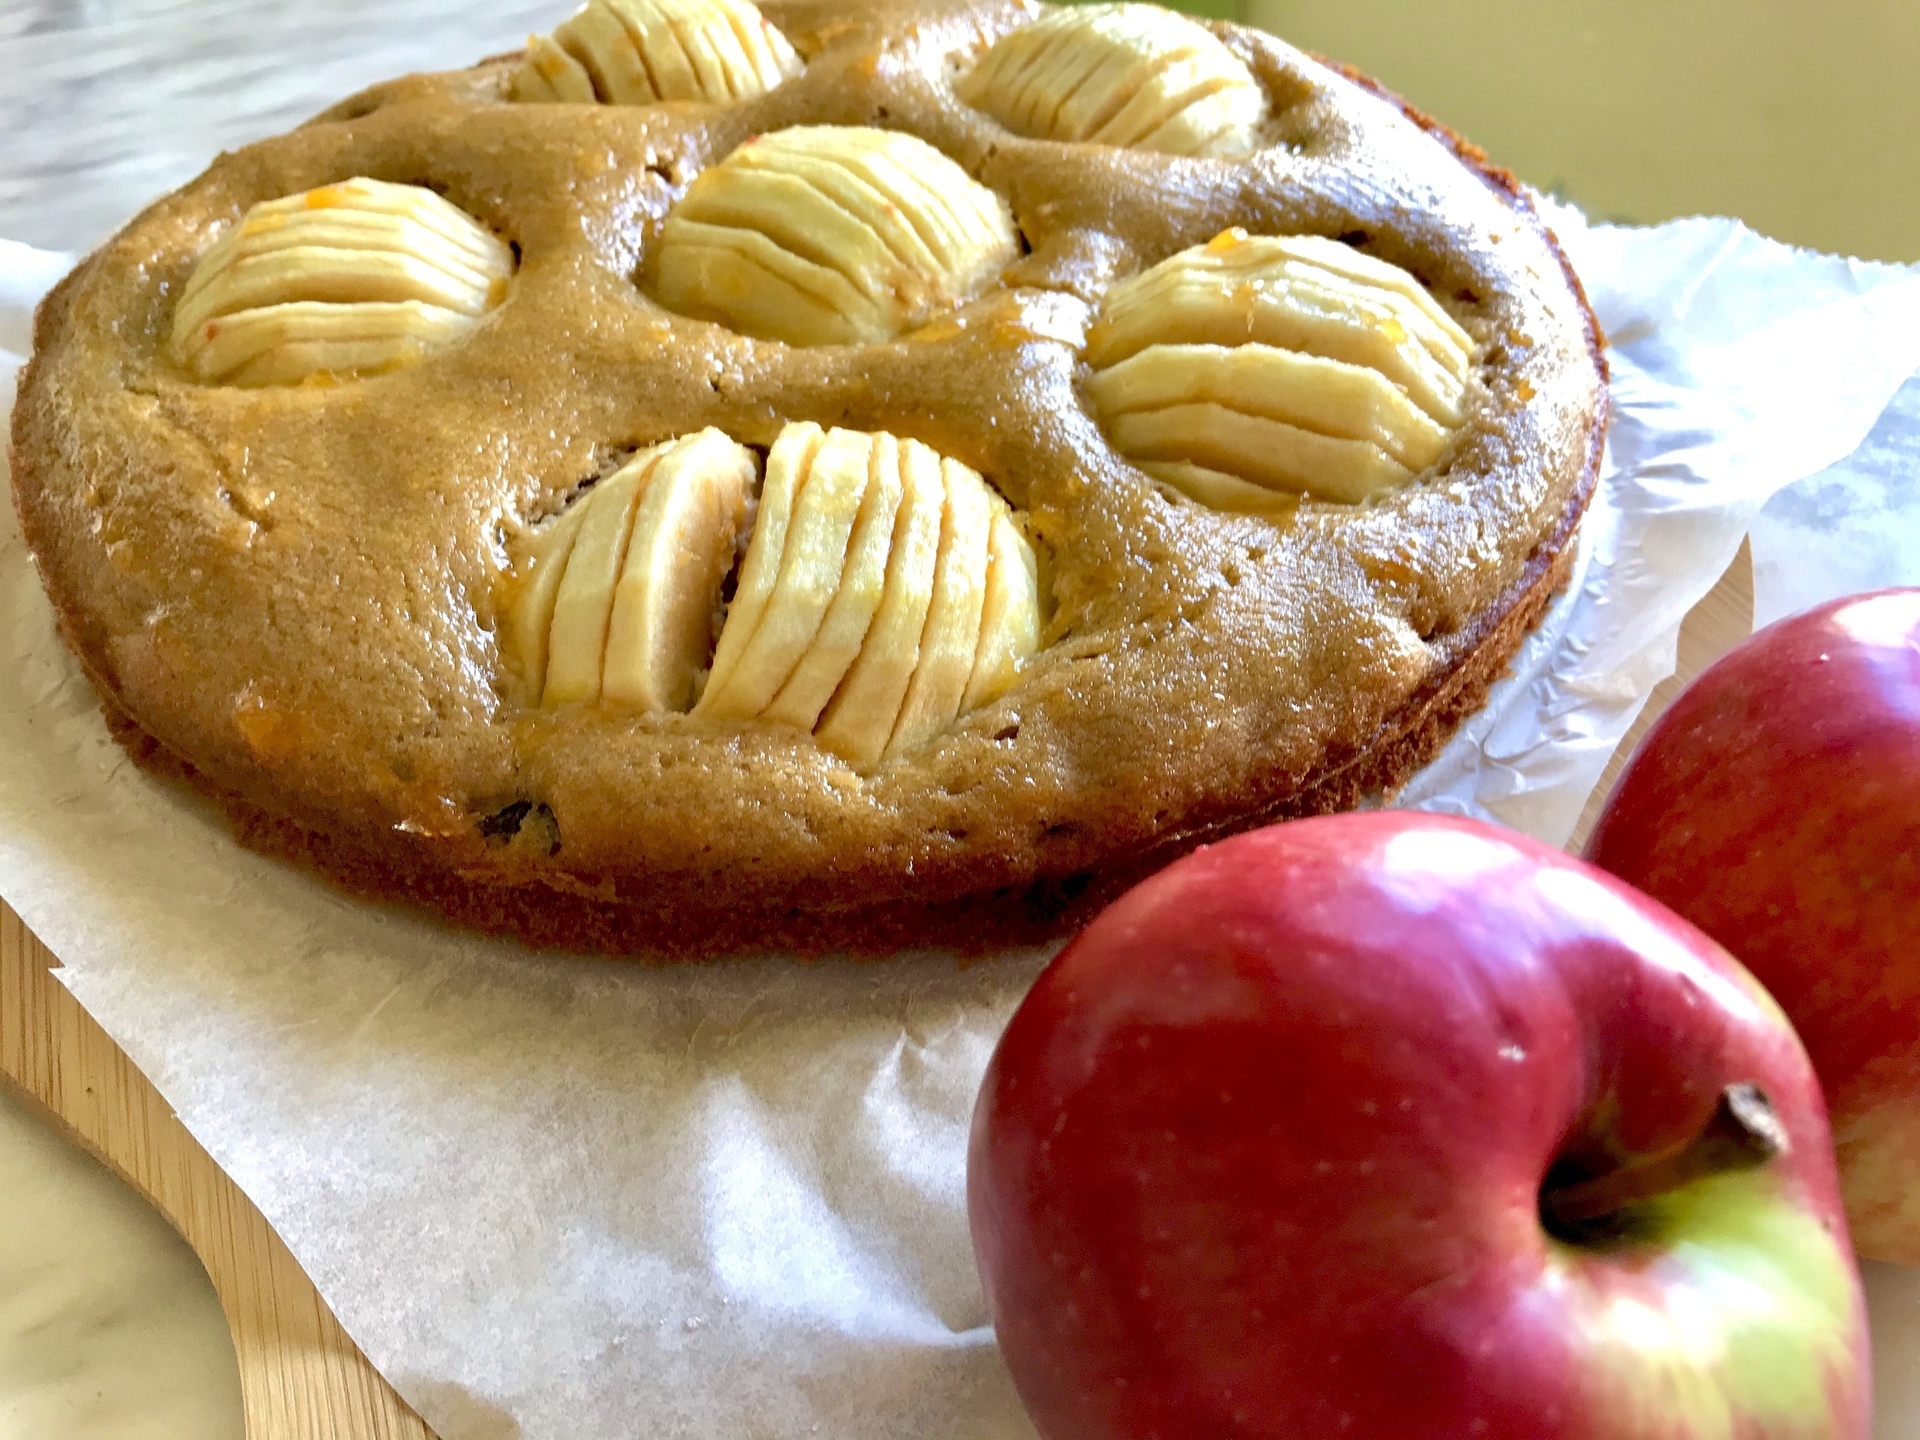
10;0;1608;959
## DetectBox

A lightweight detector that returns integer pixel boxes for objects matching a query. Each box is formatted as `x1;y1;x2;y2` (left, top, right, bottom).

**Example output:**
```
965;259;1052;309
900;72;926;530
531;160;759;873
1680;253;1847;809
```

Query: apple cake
9;0;1607;957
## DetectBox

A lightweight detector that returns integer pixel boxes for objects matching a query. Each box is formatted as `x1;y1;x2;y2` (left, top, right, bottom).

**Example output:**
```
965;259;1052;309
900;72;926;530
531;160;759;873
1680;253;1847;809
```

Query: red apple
970;813;1868;1440
1586;587;1920;1265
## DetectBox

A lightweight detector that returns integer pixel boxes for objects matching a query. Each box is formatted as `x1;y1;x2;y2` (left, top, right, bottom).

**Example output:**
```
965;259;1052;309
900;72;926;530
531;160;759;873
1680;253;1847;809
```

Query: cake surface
9;0;1607;958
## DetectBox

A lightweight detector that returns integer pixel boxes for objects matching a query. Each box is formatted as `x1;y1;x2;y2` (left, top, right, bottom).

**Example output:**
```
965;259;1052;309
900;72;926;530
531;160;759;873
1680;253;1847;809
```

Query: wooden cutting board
0;907;437;1440
0;544;1753;1440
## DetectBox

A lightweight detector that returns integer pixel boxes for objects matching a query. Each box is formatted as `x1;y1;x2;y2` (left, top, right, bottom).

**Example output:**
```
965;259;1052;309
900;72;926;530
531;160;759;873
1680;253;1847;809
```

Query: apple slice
516;31;599;102
184;213;502;296
1105;403;1411;505
176;248;485;337
812;436;945;769
1082;229;1477;514
506;496;593;700
955;4;1266;157
745;149;942;279
680;167;899;313
511;0;801;106
297;178;508;249
541;454;656;706
1085;53;1228;148
168;178;513;386
1007;35;1113;139
1278;234;1475;354
761;432;904;731
1089;343;1450;470
600;428;756;713
701;421;819;701
718;0;801;91
618;0;701;99
883;457;993;761
174;189;509;335
662;6;739;100
186;180;510;279
1137;459;1303;519
193;301;474;387
570;2;656;100
1138;83;1261;157
1085;231;1473;424
821;137;1006;273
697;425;869;721
961;508;1042;713
650;218;877;344
650;127;1018;345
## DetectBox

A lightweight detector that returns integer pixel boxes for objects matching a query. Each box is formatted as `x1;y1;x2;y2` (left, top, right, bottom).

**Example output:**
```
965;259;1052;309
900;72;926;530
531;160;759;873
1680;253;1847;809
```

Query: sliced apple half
1085;230;1473;425
169;177;513;387
1084;228;1474;512
955;3;1266;158
511;0;801;106
650;126;1018;345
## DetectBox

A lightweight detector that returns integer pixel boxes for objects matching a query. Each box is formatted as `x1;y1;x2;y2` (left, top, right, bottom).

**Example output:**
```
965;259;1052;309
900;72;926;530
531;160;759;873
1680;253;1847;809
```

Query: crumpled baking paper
5;211;1920;1440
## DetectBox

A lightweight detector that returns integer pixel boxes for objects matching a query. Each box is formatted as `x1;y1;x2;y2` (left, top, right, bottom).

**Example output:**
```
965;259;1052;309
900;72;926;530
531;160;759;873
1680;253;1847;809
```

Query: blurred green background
1166;0;1920;262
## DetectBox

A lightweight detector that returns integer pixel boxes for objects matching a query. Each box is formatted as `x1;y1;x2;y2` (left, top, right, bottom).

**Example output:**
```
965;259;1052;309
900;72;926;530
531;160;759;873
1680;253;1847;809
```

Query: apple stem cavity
1543;1084;1790;1236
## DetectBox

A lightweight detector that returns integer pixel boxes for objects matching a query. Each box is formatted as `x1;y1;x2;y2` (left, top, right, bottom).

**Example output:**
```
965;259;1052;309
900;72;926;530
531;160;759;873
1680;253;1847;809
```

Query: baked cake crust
10;0;1608;958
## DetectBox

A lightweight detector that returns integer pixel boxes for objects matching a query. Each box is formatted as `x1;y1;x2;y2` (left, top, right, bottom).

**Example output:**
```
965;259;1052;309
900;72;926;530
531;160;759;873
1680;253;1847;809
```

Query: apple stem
1543;1084;1790;1230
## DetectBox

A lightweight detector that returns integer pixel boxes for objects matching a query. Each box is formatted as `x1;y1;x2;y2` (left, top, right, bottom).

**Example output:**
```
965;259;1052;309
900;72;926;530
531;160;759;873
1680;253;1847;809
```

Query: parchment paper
5;210;1920;1440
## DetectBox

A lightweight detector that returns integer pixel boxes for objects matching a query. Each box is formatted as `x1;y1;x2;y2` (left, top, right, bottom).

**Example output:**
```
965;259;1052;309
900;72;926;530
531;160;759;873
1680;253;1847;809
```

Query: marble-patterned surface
0;0;558;256
0;1085;242;1440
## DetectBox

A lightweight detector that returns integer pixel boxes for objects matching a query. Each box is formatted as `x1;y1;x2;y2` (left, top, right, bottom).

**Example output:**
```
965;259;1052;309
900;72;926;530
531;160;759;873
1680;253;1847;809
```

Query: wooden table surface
0;542;1756;1440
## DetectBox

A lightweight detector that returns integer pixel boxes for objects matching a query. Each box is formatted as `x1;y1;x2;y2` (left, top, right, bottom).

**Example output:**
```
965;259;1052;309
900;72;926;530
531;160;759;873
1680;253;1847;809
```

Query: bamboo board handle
0;907;436;1440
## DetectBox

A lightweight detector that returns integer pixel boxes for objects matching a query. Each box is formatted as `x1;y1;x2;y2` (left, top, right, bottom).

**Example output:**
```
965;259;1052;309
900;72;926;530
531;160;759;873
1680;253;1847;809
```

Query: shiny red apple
970;812;1868;1440
1587;587;1920;1264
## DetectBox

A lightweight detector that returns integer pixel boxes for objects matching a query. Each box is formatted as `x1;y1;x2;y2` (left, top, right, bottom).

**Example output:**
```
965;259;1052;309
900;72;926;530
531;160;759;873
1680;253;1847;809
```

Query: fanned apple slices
510;0;802;106
1084;229;1476;513
954;2;1266;158
168;178;514;387
510;428;756;711
510;423;1040;768
698;423;1041;770
648;126;1020;345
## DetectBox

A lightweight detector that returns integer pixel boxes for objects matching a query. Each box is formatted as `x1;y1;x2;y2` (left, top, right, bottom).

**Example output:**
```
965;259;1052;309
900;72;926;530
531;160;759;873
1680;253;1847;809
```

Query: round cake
9;0;1607;958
